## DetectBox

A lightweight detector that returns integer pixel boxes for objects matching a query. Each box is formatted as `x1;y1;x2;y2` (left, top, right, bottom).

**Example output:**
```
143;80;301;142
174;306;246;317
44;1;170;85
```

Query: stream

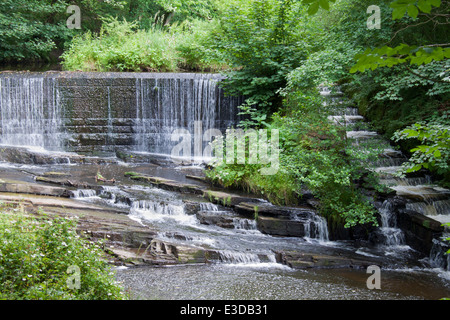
1;158;449;300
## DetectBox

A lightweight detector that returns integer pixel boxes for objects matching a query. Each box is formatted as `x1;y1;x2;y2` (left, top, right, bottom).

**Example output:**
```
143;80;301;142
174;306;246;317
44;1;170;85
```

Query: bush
393;113;450;186
61;16;228;73
62;17;180;72
207;89;381;228
0;203;127;300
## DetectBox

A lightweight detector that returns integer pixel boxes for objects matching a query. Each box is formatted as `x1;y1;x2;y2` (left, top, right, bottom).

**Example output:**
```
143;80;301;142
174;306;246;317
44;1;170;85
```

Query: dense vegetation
0;203;127;299
1;0;449;227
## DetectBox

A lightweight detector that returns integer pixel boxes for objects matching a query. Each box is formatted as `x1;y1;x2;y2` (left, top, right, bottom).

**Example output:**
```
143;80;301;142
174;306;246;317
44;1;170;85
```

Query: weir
0;72;243;155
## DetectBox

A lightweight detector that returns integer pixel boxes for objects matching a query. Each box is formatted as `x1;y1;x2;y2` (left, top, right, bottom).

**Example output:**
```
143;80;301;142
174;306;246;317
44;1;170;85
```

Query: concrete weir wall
0;71;243;155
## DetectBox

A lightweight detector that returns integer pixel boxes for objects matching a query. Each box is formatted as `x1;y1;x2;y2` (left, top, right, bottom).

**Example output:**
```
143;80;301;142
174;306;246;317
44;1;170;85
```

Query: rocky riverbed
0;147;449;299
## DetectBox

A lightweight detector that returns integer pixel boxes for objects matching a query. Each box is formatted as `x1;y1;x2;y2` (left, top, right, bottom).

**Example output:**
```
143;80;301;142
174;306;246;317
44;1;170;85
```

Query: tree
0;0;72;62
349;0;450;73
213;0;313;117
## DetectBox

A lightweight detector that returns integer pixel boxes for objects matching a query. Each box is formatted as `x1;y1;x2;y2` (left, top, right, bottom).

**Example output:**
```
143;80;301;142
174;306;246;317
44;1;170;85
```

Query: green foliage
284;48;357;90
389;0;441;20
61;14;228;72
351;44;450;73
173;19;228;71
393;113;450;185
61;17;180;72
207;89;380;228
213;0;313;114
0;203;126;300
276;88;380;227
372;60;450;101
350;0;449;73
1;0;226;65
0;0;73;62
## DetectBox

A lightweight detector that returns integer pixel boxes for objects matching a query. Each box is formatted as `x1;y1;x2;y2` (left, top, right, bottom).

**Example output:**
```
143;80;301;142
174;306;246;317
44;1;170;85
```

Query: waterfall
218;250;262;264
133;74;242;156
233;218;258;231
304;215;330;242
377;200;406;247
71;189;98;198
131;199;185;216
430;238;450;271
0;72;242;155
0;77;63;150
320;85;449;256
200;202;219;211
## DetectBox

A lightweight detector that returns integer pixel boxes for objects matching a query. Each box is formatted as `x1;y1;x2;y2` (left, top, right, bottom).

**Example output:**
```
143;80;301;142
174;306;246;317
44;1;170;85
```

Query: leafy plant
0;203;127;300
393;113;450;185
213;0;312;114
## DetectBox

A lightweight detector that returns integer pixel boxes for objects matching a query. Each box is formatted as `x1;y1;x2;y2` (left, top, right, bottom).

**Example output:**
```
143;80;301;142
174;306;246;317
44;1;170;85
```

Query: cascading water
321;85;450;274
429;238;450;272
304;215;330;242
377;200;406;247
0;72;242;157
0;76;63;150
133;74;242;156
71;189;98;198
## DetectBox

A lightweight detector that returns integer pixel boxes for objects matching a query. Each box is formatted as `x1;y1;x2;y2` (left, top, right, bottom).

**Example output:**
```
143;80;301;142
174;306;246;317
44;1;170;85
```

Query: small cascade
71;189;98;198
99;186;132;207
217;250;282;267
131;199;185;216
320;85;449;256
429;238;450;272
199;202;219;211
377;200;406;247
218;250;263;264
304;215;330;242
233;218;258;231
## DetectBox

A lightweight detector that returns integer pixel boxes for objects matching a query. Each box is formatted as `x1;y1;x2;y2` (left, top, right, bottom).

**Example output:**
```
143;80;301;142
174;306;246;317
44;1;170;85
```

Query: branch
404;64;449;84
387;18;433;45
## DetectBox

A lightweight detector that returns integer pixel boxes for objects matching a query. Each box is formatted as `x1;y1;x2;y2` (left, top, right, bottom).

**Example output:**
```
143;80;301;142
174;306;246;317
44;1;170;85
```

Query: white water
0;73;242;157
133;76;242;155
0;77;63;150
71;189;98;198
304;215;330;243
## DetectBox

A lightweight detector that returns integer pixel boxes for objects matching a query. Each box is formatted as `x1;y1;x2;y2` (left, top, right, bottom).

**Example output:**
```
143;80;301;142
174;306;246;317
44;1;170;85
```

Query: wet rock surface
0;150;445;272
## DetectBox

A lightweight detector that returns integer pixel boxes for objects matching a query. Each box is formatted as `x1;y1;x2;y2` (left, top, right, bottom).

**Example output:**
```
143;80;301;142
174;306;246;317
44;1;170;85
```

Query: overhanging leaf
307;2;320;15
406;4;419;18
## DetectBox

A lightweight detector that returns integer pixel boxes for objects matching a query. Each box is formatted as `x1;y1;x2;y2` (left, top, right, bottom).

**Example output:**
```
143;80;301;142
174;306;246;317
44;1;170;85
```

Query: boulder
276;250;382;269
196;210;237;229
257;216;307;237
234;201;316;219
202;190;259;208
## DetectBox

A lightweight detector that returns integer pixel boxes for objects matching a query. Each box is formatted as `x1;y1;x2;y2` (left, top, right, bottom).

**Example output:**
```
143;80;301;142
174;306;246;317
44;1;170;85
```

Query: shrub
0;203;127;300
393;112;450;186
61;17;179;72
207;89;381;228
